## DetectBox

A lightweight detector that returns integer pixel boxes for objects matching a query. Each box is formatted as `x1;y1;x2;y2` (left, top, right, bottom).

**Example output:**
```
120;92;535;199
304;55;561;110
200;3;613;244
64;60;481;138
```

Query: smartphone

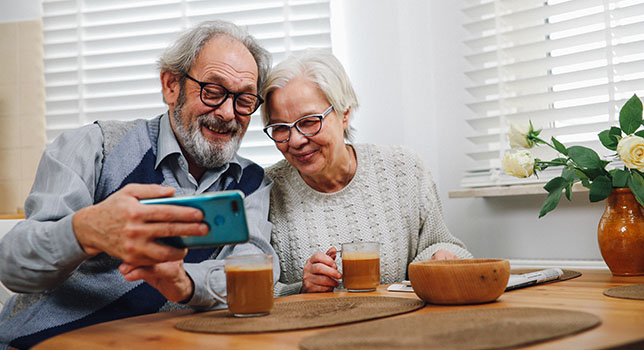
140;190;250;248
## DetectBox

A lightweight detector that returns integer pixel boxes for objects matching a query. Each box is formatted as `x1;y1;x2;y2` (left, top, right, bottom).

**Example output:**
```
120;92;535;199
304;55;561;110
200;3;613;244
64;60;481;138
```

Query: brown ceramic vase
597;188;644;276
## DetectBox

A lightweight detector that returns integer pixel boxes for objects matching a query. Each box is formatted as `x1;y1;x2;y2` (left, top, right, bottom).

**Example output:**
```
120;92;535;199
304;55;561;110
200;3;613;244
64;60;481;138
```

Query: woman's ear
160;71;181;108
342;106;351;128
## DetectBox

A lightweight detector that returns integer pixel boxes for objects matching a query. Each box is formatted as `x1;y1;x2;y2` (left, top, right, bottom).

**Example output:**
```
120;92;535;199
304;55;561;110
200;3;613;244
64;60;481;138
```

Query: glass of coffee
341;242;380;292
207;254;274;317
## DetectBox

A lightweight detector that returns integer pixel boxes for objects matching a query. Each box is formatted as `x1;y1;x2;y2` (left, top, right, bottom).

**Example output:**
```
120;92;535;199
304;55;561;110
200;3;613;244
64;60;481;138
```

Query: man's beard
171;90;244;169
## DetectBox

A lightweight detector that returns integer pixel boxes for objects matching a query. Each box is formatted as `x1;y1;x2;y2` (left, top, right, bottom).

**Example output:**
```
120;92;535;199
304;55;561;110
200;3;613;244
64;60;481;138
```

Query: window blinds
41;0;331;166
461;0;644;187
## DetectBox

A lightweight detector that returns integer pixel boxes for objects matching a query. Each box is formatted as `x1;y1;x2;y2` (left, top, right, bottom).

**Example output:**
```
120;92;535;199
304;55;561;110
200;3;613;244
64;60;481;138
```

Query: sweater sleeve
412;157;473;262
274;281;303;297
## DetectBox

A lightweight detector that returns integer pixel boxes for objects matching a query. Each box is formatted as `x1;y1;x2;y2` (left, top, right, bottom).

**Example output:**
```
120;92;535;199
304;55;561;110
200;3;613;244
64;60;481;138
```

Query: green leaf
620;94;643;135
636;130;644;138
610;168;629;187
544;176;567;192
628;171;644;207
575;169;589;181
561;166;578;182
581;177;591;187
589;175;612;202
565;183;572;201
580;167;607;181
539;188;563;218
599;129;620;151
551;137;568;155
567;146;603;169
530;121;541;137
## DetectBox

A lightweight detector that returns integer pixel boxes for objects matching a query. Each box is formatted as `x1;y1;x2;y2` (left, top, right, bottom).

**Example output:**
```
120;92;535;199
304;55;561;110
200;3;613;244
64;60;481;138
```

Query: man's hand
430;249;459;260
72;183;208;266
301;247;342;293
119;261;193;303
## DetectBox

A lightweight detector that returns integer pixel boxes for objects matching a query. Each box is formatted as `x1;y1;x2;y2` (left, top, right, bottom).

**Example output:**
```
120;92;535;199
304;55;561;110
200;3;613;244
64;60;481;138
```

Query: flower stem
536;160;566;166
531;136;559;153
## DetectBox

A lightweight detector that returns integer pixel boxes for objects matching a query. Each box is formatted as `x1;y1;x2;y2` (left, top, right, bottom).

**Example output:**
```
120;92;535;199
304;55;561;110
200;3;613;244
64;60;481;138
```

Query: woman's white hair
261;49;359;141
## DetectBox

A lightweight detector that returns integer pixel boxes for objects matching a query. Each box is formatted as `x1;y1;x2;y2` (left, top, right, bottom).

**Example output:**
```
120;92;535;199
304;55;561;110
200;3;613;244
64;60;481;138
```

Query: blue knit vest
4;116;265;349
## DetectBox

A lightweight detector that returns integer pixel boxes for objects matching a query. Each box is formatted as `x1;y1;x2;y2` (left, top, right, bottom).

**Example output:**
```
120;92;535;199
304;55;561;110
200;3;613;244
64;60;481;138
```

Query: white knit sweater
267;144;473;296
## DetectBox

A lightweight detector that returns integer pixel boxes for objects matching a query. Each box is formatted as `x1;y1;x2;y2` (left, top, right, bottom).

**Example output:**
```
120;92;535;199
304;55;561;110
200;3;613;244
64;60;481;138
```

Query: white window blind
41;0;331;166
461;0;644;187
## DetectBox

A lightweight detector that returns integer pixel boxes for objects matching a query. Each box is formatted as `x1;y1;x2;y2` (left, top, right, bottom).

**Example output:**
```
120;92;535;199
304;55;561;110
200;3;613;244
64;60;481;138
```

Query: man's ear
161;71;181;107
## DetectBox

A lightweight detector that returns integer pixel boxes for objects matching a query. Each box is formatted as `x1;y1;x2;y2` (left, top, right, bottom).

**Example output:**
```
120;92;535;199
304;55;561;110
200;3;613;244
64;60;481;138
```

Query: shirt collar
155;112;183;169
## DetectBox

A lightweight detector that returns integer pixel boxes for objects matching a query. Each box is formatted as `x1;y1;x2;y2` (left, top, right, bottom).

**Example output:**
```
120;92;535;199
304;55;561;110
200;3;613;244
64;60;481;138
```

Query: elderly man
0;20;276;349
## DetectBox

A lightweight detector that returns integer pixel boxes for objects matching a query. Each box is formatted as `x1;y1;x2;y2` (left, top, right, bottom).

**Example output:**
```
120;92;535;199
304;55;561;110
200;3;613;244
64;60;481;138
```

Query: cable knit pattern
267;144;473;296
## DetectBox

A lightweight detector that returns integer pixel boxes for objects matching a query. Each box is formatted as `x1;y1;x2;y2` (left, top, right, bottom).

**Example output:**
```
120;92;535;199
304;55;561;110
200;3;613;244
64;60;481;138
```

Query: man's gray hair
261;49;359;141
158;20;271;95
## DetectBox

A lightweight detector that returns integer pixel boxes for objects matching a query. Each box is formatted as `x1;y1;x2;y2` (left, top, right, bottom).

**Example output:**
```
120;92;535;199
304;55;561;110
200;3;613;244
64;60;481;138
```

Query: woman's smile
291;149;317;163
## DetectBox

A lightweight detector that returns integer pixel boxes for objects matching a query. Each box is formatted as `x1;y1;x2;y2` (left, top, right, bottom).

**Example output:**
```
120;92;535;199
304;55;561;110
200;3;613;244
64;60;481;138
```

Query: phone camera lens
231;200;239;213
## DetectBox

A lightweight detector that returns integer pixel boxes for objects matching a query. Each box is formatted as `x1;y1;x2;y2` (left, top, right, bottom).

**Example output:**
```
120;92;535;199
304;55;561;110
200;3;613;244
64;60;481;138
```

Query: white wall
331;0;605;263
0;0;41;23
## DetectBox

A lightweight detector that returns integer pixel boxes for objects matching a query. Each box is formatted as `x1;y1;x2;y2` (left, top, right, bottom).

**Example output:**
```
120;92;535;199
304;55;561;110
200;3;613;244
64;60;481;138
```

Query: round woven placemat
510;269;582;284
299;307;600;350
603;284;644;300
175;296;425;334
558;269;582;281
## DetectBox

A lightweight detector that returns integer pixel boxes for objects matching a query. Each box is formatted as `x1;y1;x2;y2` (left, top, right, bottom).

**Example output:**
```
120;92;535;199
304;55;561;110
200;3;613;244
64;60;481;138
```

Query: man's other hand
119;260;194;303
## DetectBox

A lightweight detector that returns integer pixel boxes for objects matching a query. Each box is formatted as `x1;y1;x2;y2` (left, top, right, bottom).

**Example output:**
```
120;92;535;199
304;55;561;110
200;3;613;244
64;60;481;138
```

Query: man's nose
216;95;235;122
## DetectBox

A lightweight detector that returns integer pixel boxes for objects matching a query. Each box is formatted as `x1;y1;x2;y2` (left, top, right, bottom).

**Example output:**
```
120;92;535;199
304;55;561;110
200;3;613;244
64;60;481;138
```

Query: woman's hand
430;249;458;260
301;247;342;293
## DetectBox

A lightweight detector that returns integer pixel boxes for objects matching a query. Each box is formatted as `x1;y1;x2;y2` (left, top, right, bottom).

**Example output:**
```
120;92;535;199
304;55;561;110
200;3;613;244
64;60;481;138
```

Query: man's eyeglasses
184;74;263;116
263;106;334;143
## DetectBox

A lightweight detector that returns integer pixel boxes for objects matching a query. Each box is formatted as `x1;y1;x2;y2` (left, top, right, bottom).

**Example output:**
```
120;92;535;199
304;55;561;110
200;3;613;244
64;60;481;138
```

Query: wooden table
35;269;644;350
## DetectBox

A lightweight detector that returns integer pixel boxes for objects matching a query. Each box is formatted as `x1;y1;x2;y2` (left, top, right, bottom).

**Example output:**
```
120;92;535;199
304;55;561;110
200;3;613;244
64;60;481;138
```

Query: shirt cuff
52;214;92;266
184;261;227;309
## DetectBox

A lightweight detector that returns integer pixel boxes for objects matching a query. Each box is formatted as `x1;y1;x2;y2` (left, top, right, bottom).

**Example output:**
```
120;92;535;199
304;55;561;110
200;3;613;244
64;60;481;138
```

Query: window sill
448;183;588;198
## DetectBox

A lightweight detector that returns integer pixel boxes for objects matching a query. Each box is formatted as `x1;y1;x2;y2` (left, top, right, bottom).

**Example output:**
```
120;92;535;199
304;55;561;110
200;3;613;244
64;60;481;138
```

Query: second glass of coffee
341;242;380;292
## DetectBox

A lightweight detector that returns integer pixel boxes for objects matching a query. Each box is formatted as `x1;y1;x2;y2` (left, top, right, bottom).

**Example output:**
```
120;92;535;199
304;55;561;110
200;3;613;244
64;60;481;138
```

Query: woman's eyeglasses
263;106;334;143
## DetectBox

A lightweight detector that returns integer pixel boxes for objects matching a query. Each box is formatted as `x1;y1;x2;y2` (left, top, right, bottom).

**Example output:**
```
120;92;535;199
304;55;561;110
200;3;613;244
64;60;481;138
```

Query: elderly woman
262;50;472;296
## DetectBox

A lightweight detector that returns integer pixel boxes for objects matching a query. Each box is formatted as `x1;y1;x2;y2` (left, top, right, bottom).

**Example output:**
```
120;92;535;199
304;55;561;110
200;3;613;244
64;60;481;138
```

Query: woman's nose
288;127;308;147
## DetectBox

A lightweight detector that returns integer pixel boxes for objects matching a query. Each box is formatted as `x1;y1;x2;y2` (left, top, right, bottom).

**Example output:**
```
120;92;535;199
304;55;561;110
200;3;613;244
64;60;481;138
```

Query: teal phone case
140;190;249;248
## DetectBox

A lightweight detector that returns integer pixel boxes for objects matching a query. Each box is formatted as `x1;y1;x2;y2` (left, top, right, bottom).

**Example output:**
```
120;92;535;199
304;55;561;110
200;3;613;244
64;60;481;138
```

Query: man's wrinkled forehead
192;35;258;89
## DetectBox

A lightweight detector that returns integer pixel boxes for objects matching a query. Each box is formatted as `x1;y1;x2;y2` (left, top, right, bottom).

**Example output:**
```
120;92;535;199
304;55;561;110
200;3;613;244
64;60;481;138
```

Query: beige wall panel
0;117;20;150
0;19;45;214
0;87;18;118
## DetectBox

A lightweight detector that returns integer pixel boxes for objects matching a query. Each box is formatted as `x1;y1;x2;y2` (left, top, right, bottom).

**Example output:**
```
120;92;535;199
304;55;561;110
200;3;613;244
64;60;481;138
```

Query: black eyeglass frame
263;106;334;143
184;73;264;116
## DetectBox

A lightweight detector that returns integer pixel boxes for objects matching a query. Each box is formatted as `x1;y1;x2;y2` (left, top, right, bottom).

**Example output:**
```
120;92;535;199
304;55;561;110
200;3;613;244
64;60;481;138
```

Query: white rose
617;134;644;171
507;123;531;149
502;150;535;178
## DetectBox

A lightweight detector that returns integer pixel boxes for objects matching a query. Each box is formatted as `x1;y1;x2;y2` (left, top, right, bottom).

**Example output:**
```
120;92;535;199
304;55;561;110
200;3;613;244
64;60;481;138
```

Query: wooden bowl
408;259;510;305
